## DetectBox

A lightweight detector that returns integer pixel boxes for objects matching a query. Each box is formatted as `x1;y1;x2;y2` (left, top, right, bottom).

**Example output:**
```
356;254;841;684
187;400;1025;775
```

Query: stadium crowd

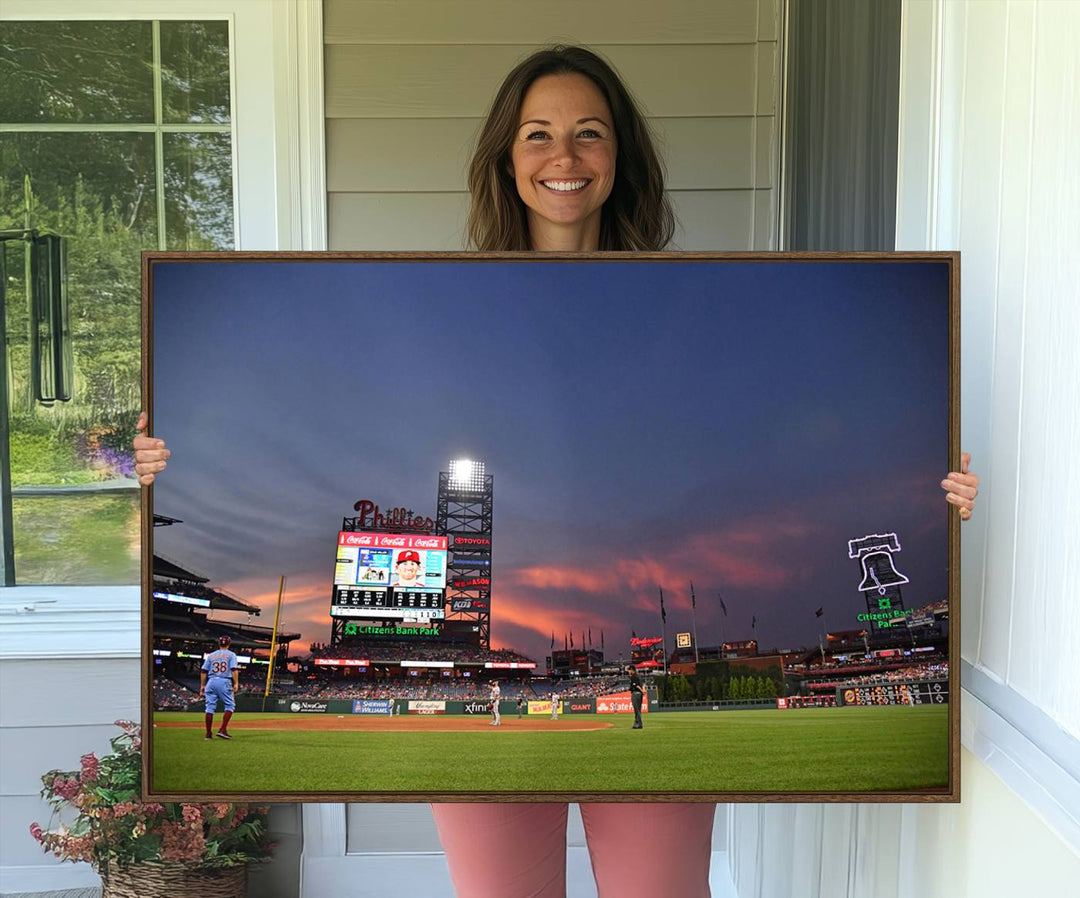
152;675;197;710
807;662;948;690
309;640;534;665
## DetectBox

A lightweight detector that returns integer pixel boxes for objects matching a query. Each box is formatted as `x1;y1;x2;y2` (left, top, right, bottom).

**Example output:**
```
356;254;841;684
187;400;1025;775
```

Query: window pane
0;22;154;124
2;132;152;586
12;493;141;585
160;21;232;124
164;133;235;250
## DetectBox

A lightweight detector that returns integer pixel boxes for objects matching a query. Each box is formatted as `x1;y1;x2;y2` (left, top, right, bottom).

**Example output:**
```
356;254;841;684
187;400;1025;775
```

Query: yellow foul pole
263;575;286;704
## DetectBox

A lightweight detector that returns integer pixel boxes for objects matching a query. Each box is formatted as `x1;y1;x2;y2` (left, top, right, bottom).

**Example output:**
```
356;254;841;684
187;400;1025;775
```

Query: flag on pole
564;633;568;651
632;628;637;639
659;586;667;624
551;631;555;648
588;628;592;647
690;581;696;608
718;593;727;615
601;629;605;649
570;631;574;648
815;606;824;618
752;615;757;628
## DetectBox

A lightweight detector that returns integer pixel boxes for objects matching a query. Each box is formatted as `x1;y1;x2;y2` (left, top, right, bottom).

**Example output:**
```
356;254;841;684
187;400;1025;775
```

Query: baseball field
151;705;949;796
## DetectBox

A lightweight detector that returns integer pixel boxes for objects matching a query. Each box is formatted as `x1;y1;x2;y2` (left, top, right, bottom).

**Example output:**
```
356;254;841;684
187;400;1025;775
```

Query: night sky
151;258;951;665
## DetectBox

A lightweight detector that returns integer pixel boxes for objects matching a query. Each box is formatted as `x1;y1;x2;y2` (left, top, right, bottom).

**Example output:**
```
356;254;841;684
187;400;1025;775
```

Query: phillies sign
353;499;435;533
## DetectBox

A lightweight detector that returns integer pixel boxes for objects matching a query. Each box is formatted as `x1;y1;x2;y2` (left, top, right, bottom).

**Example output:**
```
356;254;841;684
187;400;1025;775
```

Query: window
1;19;234;584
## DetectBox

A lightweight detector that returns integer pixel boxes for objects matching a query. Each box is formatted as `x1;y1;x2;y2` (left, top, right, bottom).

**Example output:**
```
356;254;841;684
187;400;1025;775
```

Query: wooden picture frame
142;251;960;802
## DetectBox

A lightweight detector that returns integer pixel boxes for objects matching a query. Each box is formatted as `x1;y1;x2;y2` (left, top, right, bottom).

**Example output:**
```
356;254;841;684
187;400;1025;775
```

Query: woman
136;45;979;898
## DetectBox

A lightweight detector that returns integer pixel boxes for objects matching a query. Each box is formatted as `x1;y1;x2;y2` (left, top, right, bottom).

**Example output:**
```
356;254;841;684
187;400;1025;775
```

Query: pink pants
431;802;715;898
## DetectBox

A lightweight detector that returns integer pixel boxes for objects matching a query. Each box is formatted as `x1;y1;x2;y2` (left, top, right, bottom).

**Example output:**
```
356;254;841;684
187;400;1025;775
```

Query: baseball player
201;635;239;739
628;665;645;729
551;690;559;720
490;680;501;726
516;695;524;718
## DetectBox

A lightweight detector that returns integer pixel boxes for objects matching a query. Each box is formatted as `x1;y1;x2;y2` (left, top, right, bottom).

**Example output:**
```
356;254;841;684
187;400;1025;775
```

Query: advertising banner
451;598;489;611
287;700;329;713
452;536;491;548
315;658;370;667
527;700;563;715
463;700;492;715
564;699;595;714
595;691;649;714
451;576;490;589
352;699;393;715
408;700;447;715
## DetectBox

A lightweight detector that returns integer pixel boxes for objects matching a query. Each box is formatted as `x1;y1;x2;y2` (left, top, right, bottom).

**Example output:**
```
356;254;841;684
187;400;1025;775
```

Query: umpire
626;665;645;729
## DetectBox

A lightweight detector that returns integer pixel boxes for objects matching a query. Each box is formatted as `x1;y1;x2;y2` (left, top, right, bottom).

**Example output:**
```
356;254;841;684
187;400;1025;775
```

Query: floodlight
448;458;485;492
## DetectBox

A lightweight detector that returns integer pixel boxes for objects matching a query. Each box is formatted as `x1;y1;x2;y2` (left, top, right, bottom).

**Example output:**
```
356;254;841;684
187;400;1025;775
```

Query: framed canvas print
142;251;960;802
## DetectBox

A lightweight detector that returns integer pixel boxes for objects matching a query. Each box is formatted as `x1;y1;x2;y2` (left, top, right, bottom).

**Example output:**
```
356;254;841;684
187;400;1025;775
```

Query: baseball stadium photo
145;254;957;800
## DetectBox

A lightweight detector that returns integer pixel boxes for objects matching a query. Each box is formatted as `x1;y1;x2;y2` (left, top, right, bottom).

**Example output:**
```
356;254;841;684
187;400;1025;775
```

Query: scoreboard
331;531;448;620
331;586;445;619
839;679;947;706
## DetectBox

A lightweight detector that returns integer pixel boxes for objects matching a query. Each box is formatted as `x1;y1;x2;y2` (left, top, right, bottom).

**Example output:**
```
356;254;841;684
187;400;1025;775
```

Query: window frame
0;0;325;658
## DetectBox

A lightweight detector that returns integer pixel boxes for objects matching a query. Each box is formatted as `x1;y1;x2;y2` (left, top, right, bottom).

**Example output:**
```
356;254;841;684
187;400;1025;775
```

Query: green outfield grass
151;706;949;795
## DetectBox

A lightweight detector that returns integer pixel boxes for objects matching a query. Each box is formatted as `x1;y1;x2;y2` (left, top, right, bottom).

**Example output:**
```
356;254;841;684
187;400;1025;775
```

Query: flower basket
102;862;247;898
31;721;273;893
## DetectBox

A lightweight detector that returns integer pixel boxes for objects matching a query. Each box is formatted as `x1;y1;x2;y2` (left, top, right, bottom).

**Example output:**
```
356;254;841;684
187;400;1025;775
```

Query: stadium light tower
438;458;494;648
448;458;486;492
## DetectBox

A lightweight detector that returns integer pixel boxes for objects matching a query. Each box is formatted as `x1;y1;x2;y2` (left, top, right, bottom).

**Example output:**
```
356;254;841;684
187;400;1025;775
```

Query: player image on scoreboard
391;547;447;590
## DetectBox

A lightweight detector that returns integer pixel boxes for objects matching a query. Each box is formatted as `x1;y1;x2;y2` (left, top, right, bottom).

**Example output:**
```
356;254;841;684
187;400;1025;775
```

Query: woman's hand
941;452;979;521
133;411;170;486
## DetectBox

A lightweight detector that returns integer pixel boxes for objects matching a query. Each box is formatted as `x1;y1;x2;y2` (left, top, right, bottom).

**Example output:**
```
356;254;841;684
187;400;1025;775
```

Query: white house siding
324;0;781;251
729;1;1080;894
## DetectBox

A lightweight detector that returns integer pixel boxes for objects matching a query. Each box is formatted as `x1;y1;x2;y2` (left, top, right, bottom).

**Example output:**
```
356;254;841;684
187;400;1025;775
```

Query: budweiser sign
353;499;435;533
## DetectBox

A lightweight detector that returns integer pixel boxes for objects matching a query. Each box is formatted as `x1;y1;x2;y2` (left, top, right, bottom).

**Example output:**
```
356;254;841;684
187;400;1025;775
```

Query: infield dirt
155;715;613;733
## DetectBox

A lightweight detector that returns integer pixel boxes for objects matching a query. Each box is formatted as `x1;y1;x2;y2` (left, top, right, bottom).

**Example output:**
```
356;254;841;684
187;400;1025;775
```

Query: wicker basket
101;862;247;898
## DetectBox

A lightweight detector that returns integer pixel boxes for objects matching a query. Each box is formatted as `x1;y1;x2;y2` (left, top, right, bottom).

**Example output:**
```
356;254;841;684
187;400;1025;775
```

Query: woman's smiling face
509;73;616;250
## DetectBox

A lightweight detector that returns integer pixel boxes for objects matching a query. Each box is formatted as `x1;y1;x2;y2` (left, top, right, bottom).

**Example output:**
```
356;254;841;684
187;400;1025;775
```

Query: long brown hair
467;46;675;251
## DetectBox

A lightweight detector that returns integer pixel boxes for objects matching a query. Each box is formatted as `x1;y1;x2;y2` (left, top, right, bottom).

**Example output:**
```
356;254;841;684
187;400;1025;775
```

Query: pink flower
160;821;206;863
142;803;165;817
181;805;202;824
29;822;43;842
80;753;100;782
52;777;80;801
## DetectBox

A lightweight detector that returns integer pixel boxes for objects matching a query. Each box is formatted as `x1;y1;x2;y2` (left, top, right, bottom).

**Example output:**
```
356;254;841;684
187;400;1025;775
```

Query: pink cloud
507;511;814;605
